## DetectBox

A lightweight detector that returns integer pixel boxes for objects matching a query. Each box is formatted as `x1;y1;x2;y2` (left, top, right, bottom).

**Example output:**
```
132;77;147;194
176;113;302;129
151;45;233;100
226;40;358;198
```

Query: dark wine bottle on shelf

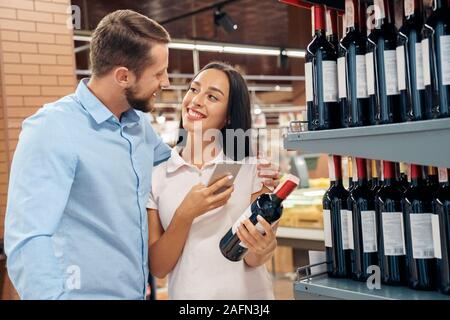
350;158;378;281
220;175;299;261
367;0;401;124
399;162;410;191
341;0;370;127
397;0;426;121
326;9;340;53
422;0;450;119
365;2;378;125
305;5;340;131
403;164;437;290
338;13;350;128
433;168;450;295
376;161;408;285
323;155;352;278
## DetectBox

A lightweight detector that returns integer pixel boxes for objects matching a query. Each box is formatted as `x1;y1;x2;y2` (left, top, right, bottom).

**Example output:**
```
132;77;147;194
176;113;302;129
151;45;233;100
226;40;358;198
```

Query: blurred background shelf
284;118;450;168
294;276;450;300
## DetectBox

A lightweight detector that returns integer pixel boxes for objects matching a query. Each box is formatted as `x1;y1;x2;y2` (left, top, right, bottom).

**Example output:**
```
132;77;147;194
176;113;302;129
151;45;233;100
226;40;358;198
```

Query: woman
147;62;278;299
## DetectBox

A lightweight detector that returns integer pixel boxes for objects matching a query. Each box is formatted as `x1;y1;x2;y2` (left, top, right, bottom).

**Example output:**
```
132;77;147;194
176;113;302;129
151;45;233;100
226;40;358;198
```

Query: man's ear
113;67;135;88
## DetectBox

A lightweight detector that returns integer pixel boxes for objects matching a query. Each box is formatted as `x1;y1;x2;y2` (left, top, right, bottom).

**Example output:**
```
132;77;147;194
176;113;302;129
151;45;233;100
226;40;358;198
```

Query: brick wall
0;0;77;299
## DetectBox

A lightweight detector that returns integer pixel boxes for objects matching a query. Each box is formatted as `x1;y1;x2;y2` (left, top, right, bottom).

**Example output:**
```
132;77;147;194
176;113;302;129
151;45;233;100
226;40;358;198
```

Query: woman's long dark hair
177;61;253;161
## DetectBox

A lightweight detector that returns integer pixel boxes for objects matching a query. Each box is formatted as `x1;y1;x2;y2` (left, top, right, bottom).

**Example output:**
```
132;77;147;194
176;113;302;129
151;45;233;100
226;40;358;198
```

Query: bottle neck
410;164;423;187
326;9;338;38
312;5;326;36
404;0;423;22
328;155;343;187
374;0;396;28
345;0;365;33
432;0;448;10
356;158;368;186
382;161;397;186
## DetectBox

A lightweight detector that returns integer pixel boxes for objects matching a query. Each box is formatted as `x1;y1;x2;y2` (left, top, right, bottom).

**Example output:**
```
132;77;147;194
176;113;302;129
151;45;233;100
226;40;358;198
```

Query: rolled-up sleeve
4;109;77;299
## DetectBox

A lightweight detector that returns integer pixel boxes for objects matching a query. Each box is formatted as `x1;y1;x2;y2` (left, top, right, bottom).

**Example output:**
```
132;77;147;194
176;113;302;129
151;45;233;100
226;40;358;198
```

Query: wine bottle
403;164;437;290
397;0;426;121
367;0;401;124
422;0;450;119
350;158;378;281
338;15;349;128
399;162;410;191
305;5;340;130
365;2;379;125
220;175;299;262
323;155;352;278
341;0;370;127
376;161;407;285
433;168;450;294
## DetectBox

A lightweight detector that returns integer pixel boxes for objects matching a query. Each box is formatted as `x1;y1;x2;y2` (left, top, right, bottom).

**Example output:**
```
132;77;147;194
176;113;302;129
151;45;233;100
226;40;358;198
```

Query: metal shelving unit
294;276;450;300
284;118;450;168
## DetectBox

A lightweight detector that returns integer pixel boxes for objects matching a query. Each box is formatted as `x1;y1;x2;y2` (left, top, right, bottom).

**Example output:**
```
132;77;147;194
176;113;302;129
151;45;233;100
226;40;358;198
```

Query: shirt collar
75;78;140;126
167;146;231;173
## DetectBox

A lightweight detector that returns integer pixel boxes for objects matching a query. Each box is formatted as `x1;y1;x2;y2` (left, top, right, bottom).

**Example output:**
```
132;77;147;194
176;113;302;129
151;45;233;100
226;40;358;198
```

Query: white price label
338;57;347;99
382;212;406;256
409;213;435;259
305;62;314;102
415;43;425;90
439;35;450;85
366;52;375;95
432;214;442;259
322;60;338;102
397;45;407;91
422;39;431;86
356;55;368;98
324;209;333;248
384;50;400;95
361;211;378;253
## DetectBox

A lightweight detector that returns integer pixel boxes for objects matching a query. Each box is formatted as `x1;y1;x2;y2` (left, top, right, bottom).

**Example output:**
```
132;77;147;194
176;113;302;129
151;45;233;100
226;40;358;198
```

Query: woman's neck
181;132;223;169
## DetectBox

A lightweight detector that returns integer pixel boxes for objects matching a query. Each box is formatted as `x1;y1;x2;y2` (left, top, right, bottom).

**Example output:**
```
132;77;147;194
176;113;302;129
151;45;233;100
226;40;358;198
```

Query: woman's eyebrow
191;81;225;96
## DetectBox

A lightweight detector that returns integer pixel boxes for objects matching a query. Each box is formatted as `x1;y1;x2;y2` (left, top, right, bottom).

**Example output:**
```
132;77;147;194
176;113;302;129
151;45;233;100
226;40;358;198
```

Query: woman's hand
256;157;280;190
237;215;278;267
176;175;234;222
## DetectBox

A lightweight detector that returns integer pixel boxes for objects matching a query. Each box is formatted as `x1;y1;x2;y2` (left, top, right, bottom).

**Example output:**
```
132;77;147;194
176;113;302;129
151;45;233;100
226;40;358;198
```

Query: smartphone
207;163;242;194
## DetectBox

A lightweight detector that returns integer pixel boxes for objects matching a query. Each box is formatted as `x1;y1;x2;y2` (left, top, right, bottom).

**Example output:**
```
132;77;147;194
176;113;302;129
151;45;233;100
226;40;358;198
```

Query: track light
214;8;238;33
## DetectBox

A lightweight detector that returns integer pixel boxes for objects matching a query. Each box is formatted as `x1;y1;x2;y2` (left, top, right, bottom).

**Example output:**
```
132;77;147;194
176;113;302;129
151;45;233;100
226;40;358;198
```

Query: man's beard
125;86;154;113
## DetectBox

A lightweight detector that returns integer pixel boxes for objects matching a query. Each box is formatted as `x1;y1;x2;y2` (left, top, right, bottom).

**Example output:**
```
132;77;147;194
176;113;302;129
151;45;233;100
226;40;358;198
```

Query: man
4;10;279;300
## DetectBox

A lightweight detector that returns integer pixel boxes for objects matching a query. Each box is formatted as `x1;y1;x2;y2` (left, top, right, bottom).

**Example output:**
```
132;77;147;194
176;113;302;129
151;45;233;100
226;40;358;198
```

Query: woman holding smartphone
147;62;280;299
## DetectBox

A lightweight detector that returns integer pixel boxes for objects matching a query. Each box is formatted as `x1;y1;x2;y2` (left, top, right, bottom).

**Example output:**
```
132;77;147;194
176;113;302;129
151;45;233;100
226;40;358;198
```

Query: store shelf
294;275;450;300
284;118;450;168
277;226;324;241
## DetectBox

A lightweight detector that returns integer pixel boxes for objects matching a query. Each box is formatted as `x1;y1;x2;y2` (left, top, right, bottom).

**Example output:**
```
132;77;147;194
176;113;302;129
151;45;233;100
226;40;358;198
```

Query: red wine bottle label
340;209;353;250
384;50;400;95
382;212;406;256
345;0;355;29
322;61;338;102
374;0;386;19
415;43;425;90
404;0;415;17
438;167;449;183
338;57;347;99
409;213;436;259
323;209;332;247
439;35;450;85
305;62;314;102
361;211;378;253
422;39;432;86
366;52;376;95
396;45;407;91
347;210;354;250
432;214;442;259
356;55;369;98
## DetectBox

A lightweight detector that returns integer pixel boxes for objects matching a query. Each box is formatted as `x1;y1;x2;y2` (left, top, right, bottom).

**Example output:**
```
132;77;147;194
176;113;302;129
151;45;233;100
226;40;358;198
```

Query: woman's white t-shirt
147;148;274;300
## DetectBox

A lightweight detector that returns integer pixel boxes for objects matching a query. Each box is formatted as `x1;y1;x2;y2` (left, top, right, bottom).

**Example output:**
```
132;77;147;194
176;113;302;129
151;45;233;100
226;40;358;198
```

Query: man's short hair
90;10;171;79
